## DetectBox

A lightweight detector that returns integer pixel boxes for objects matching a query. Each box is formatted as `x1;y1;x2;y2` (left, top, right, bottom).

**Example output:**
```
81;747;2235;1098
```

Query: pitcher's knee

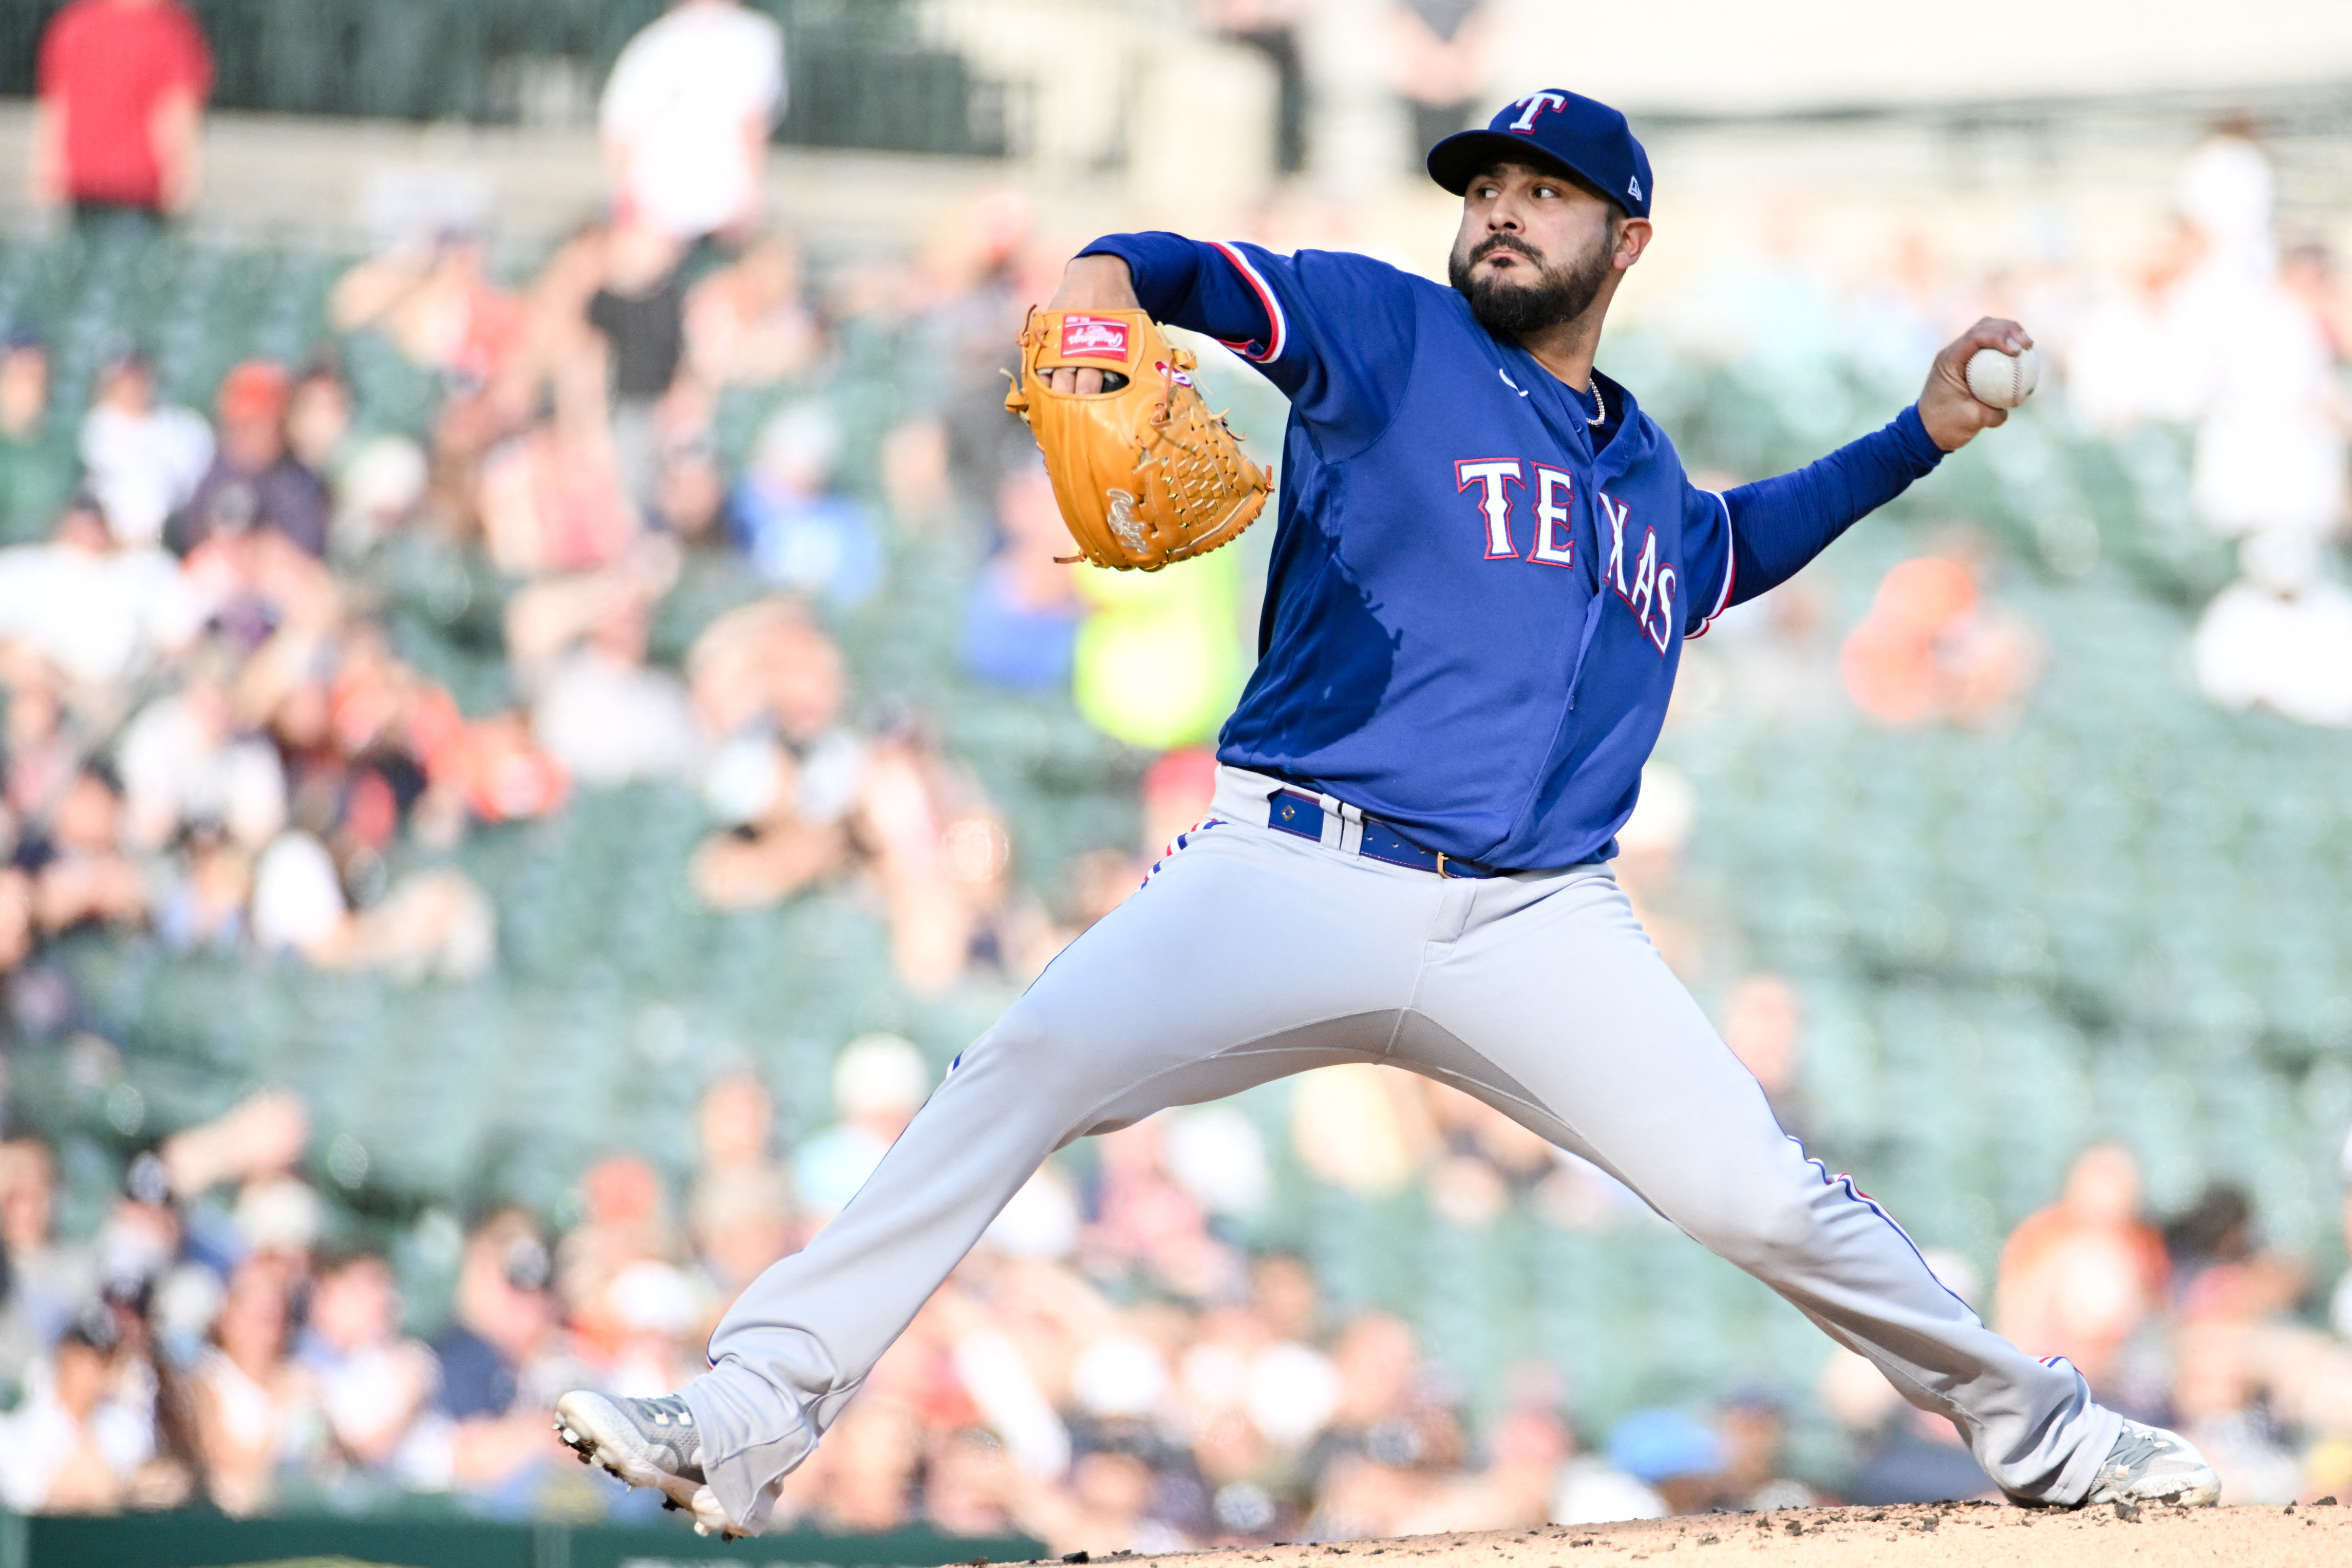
952;997;1089;1084
1682;1182;1824;1276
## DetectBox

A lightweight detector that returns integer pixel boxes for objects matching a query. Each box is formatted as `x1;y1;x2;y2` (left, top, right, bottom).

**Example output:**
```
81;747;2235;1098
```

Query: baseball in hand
1965;345;2039;410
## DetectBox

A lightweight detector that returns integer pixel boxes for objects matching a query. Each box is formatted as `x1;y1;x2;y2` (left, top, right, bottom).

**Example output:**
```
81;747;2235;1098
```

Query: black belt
1266;788;1502;878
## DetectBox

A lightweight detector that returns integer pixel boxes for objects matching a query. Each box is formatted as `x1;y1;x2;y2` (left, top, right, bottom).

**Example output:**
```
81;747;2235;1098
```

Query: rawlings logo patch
1059;315;1131;362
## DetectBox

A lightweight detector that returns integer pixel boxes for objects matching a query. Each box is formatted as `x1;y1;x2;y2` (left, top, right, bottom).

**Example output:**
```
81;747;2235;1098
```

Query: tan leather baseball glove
1003;307;1272;572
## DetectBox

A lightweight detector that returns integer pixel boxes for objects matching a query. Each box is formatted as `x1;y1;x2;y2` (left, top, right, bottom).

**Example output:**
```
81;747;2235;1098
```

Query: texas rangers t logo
1509;92;1569;132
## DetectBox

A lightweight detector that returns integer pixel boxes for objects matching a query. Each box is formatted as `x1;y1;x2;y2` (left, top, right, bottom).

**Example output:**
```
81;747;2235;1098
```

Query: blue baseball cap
1606;1407;1723;1484
1428;89;1653;220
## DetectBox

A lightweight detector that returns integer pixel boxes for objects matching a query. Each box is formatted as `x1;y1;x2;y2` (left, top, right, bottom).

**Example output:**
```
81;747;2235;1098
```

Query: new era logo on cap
1628;175;1643;202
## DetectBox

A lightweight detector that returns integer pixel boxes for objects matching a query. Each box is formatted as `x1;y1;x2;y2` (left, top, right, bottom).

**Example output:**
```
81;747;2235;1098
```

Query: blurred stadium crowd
1;0;2351;1545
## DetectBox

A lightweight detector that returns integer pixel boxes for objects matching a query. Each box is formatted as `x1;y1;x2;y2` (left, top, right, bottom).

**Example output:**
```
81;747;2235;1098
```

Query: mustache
1470;234;1545;267
1449;226;1612;338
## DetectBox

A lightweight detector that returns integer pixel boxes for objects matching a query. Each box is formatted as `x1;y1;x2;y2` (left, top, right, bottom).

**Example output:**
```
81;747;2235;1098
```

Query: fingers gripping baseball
1918;317;2033;452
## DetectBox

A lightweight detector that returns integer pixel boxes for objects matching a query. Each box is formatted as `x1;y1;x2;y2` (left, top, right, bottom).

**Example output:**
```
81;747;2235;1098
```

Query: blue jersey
1082;234;1946;871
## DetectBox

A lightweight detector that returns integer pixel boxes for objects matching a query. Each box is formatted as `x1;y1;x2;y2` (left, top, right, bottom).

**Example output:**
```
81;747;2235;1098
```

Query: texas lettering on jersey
1455;459;1676;652
1598;491;1677;654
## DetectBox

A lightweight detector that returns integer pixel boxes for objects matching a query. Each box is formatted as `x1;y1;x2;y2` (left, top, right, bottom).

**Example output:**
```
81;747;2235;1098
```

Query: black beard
1447;233;1613;338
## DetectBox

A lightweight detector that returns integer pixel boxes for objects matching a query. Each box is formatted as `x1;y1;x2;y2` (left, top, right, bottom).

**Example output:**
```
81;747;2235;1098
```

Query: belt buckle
1435;852;1453;879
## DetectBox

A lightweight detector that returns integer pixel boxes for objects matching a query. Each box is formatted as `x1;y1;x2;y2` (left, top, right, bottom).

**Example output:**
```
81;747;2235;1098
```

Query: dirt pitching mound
1067;1502;2347;1568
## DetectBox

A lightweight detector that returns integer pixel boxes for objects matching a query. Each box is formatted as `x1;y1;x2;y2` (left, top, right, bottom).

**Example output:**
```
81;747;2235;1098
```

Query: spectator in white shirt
508;546;703;786
78;348;212;551
528;589;703;786
0;1310;149;1514
598;0;786;244
2192;534;2352;727
115;646;288;852
0;493;200;692
295;1252;442;1482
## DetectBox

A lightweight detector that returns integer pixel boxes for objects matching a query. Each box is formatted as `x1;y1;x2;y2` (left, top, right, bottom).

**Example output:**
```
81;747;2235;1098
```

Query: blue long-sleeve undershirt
1717;405;1947;608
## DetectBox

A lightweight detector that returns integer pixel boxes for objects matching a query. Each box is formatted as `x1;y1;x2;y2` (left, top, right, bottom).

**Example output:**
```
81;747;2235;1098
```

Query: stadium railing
0;1512;1040;1568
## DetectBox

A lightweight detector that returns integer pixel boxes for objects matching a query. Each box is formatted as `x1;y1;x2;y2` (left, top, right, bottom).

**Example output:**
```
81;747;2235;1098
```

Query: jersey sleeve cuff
1203;241;1289;364
1685;489;1737;640
1892;404;1947;473
1075;232;1201;320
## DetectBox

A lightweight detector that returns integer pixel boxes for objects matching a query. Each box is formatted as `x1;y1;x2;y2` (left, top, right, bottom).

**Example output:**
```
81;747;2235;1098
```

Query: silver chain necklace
1584;378;1606;426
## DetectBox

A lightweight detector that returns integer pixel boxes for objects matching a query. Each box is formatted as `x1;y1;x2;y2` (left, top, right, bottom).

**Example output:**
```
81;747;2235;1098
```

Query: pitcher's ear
1615;218;1654;270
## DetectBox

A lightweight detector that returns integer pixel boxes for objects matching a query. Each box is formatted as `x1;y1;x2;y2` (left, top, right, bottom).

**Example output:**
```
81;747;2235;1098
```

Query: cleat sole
552;1392;742;1536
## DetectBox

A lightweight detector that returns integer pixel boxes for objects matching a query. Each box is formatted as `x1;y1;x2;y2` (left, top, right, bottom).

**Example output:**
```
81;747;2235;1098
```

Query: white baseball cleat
554;1389;748;1538
2079;1419;2221;1509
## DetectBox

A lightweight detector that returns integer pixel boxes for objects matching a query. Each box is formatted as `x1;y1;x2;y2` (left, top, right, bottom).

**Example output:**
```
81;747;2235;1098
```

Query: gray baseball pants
682;764;2119;1529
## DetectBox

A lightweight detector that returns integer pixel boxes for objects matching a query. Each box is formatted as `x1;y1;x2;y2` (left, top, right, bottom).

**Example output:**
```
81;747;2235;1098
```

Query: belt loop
1325;795;1364;856
1313;794;1342;851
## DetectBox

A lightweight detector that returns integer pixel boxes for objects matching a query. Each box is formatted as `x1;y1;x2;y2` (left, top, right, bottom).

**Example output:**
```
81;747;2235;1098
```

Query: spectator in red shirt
30;0;213;222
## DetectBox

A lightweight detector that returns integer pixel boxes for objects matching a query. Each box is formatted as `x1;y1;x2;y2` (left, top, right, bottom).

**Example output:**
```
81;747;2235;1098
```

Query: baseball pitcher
557;89;2221;1535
